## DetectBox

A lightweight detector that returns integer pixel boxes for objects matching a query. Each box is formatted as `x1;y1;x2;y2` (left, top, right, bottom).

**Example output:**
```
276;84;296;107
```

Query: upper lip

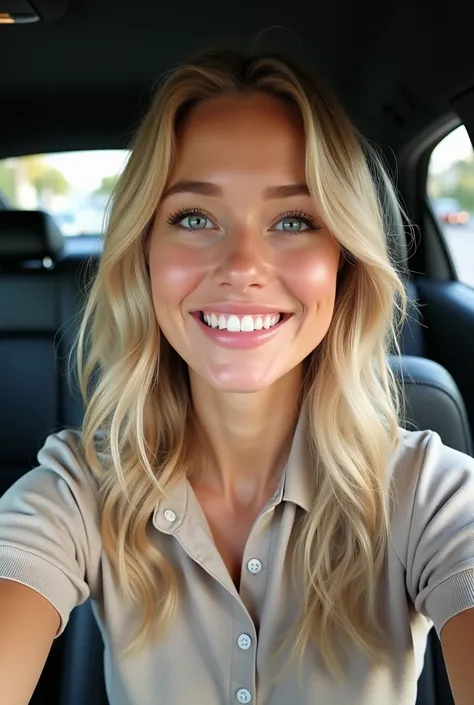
192;303;291;315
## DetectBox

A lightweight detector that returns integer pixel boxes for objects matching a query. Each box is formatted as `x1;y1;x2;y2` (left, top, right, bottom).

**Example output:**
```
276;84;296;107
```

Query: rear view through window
0;150;129;236
428;126;474;287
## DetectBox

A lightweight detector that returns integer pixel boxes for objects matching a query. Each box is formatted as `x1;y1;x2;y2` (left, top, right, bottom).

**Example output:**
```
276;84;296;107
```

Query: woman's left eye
273;213;319;233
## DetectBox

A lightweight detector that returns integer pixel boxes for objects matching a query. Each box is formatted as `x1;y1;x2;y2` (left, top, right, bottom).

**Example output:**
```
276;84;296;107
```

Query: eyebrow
161;180;311;200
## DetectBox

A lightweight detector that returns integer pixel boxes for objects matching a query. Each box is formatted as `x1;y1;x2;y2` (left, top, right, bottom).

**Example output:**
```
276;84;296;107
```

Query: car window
427;126;474;287
0;150;129;236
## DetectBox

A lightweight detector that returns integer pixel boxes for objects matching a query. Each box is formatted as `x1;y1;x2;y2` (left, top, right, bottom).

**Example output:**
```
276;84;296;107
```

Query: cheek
148;243;204;309
281;245;340;308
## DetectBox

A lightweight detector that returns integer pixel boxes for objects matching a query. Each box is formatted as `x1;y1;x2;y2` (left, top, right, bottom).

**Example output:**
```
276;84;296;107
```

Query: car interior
1;1;474;704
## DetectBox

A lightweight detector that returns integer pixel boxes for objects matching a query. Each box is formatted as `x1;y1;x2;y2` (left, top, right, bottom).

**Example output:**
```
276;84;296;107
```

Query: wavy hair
76;48;407;677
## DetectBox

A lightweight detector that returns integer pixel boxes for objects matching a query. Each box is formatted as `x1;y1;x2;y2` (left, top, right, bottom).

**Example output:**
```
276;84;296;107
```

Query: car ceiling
1;0;474;160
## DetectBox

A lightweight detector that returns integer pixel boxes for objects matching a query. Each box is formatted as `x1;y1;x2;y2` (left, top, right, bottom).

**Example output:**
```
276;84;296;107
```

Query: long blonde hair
76;48;406;677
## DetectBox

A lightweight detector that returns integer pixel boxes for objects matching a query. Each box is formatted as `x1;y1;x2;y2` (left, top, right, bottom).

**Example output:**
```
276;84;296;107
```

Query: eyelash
166;207;207;228
166;207;320;232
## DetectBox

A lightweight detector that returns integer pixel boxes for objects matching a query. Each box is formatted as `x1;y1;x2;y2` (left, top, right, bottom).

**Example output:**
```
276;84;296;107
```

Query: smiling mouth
195;311;291;332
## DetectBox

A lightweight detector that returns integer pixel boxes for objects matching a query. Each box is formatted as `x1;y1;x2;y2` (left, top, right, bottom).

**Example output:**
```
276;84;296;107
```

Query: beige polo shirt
0;424;474;705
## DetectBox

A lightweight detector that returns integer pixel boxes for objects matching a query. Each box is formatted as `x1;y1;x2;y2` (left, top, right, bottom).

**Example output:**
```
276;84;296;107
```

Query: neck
189;366;303;508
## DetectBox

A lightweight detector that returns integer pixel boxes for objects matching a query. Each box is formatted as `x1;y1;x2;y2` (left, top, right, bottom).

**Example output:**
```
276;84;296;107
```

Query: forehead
171;92;306;183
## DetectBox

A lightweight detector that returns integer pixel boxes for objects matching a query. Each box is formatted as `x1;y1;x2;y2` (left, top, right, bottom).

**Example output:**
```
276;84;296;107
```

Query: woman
0;49;473;705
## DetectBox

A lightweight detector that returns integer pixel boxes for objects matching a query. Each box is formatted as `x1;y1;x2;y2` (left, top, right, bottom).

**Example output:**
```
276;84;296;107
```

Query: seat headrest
389;355;473;455
0;210;64;261
378;168;408;273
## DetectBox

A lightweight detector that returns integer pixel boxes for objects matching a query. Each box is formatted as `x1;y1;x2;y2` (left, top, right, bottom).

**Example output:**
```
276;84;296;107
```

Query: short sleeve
401;431;474;636
0;430;102;636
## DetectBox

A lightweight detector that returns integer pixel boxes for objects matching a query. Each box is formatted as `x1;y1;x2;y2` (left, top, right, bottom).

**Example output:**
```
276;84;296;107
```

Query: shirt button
236;688;252;703
247;558;262;574
237;633;252;650
163;509;176;522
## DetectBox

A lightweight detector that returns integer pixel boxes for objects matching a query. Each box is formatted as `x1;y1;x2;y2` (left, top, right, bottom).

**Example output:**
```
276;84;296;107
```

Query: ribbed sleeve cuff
425;566;474;637
0;544;81;636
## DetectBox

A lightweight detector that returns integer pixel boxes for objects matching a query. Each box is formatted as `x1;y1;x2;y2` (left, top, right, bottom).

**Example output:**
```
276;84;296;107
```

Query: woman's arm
0;579;60;705
441;606;474;705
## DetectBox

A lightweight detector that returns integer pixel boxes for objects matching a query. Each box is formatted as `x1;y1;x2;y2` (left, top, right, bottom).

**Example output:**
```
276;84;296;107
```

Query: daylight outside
428;125;474;287
0;150;129;236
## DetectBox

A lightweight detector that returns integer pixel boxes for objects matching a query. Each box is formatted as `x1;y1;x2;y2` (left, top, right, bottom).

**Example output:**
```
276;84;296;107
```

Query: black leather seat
0;211;65;497
391;355;473;455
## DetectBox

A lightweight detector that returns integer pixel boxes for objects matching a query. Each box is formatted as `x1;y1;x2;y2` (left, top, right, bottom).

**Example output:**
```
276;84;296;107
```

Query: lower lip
191;313;290;349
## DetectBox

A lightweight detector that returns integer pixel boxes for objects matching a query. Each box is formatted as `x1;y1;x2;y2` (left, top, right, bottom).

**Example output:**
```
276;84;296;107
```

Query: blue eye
167;209;215;231
275;217;310;233
181;214;213;230
273;211;320;234
166;208;321;233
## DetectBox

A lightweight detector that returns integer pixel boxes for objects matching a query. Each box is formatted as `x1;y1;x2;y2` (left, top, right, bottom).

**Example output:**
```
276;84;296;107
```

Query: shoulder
0;429;103;632
388;428;474;635
36;428;99;491
388;427;474;500
389;427;474;564
0;428;102;541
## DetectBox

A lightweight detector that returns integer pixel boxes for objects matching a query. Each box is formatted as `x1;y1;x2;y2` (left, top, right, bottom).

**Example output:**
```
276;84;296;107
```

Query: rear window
0;150;129;236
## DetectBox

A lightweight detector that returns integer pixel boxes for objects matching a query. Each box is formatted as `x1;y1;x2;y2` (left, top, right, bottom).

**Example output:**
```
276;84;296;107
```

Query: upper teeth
202;313;281;332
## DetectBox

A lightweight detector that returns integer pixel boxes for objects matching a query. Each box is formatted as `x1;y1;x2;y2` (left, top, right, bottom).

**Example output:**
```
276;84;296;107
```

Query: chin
204;367;279;394
213;382;272;394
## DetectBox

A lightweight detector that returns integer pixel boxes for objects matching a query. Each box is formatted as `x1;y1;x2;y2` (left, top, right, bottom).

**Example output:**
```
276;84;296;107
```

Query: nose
213;227;272;292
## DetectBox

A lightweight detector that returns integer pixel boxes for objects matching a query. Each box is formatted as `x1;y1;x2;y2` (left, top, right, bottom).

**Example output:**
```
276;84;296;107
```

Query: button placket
230;599;257;705
239;506;278;627
237;633;252;650
236;687;252;703
230;516;276;705
247;558;262;574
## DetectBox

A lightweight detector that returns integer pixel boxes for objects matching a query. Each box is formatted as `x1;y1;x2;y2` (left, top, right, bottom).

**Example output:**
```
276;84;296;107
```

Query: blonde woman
0;49;473;705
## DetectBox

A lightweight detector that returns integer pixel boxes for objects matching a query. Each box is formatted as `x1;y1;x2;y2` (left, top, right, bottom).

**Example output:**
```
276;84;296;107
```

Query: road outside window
428;126;474;287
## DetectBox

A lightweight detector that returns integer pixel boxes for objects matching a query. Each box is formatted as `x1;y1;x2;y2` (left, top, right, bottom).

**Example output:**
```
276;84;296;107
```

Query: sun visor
0;0;68;24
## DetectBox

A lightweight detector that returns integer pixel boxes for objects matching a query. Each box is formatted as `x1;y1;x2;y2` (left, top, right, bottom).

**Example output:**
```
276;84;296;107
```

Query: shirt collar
153;478;188;533
280;412;313;513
